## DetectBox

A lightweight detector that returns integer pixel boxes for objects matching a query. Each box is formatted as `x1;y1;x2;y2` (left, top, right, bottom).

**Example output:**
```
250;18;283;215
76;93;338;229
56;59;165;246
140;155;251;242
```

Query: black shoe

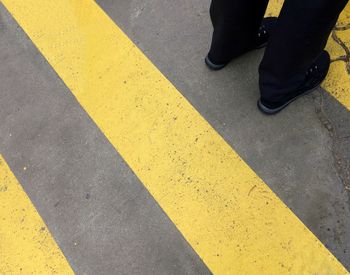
205;17;278;70
258;50;331;115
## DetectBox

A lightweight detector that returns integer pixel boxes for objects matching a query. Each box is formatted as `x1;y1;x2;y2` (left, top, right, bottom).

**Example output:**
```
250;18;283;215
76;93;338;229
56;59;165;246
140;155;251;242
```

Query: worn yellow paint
266;1;350;111
2;1;348;274
0;155;74;274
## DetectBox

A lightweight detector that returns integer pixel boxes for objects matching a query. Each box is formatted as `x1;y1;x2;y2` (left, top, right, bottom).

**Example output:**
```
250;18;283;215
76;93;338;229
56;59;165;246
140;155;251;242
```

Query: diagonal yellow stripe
0;155;74;274
2;1;348;273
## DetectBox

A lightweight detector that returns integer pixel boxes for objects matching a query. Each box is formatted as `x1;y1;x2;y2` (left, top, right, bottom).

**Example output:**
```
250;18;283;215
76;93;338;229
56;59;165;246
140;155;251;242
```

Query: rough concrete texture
96;0;350;269
0;5;210;275
0;0;349;272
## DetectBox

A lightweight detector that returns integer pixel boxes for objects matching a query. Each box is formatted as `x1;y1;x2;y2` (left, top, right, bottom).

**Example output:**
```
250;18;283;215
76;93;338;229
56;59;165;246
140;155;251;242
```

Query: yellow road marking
2;1;348;273
267;1;350;111
0;155;74;274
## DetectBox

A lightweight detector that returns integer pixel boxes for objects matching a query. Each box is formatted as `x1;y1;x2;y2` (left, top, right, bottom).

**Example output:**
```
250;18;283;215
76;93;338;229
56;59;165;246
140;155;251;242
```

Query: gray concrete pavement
0;4;210;274
0;0;349;273
97;0;350;268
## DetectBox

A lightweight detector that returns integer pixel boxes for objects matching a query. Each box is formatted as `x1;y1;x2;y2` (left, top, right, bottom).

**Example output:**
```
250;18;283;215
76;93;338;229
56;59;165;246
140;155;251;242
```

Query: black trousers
209;0;349;104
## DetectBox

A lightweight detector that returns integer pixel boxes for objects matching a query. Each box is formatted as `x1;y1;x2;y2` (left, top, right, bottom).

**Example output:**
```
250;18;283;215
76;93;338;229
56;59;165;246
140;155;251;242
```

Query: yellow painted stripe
3;1;348;274
0;155;74;274
267;0;350;111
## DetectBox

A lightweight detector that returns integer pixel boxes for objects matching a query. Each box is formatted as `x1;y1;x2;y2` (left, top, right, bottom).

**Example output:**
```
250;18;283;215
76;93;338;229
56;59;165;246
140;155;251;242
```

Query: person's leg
259;0;349;111
208;0;270;65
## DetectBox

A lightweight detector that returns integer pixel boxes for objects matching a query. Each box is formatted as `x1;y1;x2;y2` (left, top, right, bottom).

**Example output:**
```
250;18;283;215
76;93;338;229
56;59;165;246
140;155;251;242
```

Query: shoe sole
205;55;226;70
257;85;320;115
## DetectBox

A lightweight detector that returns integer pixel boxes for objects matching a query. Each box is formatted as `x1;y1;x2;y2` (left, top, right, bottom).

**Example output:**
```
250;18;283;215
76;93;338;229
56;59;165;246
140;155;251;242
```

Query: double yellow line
1;0;348;273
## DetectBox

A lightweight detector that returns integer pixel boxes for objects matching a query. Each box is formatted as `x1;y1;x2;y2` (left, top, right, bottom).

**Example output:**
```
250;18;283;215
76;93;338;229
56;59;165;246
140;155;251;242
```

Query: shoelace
306;64;319;77
257;25;268;38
